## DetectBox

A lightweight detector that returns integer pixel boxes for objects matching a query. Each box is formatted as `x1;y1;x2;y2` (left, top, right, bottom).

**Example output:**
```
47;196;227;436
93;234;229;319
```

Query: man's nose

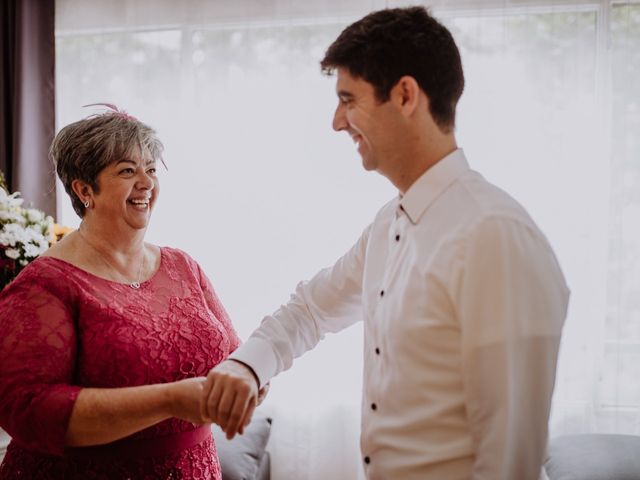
332;104;347;132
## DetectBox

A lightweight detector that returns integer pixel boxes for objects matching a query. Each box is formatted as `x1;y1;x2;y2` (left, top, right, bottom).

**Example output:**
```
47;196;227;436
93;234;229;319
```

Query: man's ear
392;75;421;116
71;179;94;205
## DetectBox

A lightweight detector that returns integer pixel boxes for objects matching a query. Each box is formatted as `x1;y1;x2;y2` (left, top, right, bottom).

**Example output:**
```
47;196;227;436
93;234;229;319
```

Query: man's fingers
207;378;226;425
226;390;254;439
199;360;260;437
257;383;270;406
238;396;257;436
216;386;237;432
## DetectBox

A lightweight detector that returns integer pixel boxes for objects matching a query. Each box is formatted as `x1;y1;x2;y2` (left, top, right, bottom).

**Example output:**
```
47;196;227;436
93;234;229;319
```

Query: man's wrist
227;359;260;389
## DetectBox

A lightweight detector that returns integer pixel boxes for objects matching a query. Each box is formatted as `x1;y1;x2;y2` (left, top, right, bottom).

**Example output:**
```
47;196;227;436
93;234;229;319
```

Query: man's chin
361;157;377;172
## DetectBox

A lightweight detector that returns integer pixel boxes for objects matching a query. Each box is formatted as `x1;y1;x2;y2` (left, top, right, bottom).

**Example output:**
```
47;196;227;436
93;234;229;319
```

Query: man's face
332;68;398;174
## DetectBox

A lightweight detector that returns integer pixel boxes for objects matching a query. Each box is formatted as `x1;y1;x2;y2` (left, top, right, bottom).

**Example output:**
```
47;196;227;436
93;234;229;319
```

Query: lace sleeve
196;264;241;352
0;267;82;456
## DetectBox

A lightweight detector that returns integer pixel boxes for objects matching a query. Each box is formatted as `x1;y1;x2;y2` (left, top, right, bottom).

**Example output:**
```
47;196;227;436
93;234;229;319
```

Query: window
55;0;640;437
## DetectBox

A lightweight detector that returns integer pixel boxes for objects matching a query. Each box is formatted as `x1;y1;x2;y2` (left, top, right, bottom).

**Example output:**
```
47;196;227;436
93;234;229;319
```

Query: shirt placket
364;205;407;471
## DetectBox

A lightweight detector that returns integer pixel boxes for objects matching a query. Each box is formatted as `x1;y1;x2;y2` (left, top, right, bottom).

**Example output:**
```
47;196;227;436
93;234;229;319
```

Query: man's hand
257;383;270;406
201;360;259;439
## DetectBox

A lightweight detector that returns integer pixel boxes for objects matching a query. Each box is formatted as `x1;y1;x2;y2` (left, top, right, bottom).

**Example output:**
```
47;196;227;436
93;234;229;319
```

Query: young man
201;7;569;479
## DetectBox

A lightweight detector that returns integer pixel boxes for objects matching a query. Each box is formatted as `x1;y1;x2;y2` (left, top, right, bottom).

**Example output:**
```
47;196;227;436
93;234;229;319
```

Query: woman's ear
392;75;421;116
71;179;93;206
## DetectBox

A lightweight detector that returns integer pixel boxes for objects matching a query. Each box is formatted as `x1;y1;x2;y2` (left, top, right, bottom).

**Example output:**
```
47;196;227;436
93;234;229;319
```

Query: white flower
23;243;41;258
0;185;53;285
0;231;17;247
26;224;44;240
37;237;50;251
0;190;24;208
4;248;20;260
11;193;24;208
2;223;29;244
0;210;23;223
26;208;45;223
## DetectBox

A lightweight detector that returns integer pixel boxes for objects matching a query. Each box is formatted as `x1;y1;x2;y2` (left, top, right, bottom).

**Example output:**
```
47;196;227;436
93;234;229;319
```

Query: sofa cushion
256;451;270;480
212;411;272;480
545;434;640;480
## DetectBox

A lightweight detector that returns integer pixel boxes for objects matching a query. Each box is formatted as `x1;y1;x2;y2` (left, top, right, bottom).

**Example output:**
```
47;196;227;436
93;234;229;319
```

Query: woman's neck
78;219;146;259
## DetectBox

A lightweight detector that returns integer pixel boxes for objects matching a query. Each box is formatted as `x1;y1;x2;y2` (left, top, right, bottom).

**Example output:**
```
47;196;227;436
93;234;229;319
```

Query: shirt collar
398;149;469;224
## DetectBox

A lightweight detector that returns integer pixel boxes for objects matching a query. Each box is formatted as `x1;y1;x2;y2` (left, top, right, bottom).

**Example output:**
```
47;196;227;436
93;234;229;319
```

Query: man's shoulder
456;170;535;227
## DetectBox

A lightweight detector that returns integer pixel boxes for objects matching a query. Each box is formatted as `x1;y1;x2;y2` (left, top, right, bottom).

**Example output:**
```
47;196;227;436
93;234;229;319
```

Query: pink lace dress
0;247;240;479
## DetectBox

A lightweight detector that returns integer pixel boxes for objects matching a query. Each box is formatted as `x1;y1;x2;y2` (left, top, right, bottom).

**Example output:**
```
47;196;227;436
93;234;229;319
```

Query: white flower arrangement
0;172;54;290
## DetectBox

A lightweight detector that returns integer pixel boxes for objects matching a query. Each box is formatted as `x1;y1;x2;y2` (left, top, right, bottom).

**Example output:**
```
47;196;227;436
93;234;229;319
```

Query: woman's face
90;150;159;232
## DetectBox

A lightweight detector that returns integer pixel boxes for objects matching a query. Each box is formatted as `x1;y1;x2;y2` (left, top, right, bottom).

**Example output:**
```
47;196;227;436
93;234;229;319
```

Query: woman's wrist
162;382;180;418
162;378;207;424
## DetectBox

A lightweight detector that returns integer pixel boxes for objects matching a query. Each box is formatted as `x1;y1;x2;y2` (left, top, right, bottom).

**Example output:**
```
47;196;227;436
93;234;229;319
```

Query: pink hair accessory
82;103;137;121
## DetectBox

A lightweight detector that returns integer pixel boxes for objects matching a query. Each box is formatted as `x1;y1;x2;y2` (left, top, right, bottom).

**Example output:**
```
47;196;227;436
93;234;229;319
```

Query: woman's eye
147;168;157;175
120;168;135;174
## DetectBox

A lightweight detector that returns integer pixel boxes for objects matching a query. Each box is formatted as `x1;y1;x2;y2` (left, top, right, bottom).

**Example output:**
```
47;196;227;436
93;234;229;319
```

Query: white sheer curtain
53;0;640;478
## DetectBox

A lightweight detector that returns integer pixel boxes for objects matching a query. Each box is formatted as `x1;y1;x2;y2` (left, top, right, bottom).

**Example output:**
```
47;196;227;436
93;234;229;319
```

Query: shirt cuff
228;337;279;389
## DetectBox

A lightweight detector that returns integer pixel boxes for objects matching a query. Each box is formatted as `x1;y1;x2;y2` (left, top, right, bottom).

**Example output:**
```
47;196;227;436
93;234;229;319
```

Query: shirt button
364;456;371;464
380;290;384;297
395;234;400;241
371;403;377;410
375;347;380;355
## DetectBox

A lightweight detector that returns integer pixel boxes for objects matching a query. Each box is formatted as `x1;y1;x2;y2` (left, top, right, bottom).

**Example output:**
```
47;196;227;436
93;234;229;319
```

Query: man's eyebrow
337;90;354;99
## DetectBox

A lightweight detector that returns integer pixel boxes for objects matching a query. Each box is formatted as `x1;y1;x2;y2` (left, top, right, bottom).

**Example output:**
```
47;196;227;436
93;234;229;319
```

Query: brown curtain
0;0;56;217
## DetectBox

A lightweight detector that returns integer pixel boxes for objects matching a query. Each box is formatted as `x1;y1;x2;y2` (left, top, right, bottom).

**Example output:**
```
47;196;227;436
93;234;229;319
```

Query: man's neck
388;135;458;194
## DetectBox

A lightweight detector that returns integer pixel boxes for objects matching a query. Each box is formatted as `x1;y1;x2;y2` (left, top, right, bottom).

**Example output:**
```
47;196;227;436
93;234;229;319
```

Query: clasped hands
169;360;266;440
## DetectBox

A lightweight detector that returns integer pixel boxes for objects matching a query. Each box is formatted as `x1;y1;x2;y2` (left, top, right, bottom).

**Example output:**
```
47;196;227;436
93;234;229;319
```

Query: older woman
0;109;239;479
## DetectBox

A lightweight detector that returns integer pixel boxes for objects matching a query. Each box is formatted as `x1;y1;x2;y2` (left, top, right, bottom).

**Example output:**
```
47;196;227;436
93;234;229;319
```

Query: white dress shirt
231;149;570;480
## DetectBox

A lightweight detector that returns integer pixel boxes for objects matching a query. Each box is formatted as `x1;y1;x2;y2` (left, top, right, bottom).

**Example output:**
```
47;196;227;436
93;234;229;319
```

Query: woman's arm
0;270;211;455
0;273;82;455
65;377;207;447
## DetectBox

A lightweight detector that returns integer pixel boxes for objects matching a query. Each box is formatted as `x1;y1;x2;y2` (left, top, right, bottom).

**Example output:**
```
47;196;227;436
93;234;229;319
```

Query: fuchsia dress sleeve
0;247;240;480
0;264;82;456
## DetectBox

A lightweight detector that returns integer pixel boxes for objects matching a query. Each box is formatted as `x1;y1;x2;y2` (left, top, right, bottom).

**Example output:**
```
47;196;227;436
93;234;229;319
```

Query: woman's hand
167;377;210;425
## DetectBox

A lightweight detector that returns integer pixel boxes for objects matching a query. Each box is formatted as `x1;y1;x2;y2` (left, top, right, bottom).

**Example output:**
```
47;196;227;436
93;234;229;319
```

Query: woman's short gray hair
50;111;164;218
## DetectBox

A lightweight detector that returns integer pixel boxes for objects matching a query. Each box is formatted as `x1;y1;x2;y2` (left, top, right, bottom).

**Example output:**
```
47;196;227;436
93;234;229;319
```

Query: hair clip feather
82;103;137;121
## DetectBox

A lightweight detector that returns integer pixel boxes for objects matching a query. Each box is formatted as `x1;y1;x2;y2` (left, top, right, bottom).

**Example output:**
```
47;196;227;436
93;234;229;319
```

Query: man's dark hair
321;6;464;132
